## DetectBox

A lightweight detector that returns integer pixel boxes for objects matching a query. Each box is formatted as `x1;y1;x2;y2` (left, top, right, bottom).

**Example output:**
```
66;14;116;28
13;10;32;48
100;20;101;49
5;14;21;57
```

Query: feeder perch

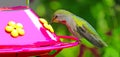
0;0;79;57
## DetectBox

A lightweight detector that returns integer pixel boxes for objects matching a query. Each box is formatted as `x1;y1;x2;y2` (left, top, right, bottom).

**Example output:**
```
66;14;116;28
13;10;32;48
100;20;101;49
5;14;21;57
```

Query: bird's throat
60;20;66;24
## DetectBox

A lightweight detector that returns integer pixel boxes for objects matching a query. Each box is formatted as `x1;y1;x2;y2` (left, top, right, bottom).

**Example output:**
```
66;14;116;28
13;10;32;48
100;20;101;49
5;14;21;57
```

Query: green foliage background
30;0;120;57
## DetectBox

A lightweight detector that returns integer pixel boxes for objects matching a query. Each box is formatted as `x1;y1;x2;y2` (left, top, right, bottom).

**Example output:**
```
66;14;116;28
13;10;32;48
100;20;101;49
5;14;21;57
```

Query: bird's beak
51;18;59;23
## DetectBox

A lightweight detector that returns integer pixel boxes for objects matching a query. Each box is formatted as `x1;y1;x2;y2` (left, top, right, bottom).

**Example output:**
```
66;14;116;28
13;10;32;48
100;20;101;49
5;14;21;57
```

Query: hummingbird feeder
0;0;79;57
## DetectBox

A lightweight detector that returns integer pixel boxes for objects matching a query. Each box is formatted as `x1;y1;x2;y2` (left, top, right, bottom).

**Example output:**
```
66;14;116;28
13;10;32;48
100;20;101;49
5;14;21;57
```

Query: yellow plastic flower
39;18;54;33
39;18;48;24
5;21;25;38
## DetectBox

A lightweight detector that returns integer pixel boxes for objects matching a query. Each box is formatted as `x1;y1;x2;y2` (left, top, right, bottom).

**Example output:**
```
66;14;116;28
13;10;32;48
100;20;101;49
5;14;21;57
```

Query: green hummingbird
51;9;107;48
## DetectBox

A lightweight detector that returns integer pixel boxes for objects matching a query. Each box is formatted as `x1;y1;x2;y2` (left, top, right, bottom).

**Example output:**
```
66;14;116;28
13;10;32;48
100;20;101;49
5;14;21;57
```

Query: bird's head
51;9;73;24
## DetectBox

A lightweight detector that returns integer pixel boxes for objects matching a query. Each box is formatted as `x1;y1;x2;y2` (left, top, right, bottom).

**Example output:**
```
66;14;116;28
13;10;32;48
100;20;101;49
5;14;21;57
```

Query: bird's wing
73;16;107;47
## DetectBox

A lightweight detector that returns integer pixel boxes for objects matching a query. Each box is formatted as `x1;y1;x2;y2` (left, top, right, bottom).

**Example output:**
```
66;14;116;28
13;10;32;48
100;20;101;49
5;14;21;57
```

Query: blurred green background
30;0;120;57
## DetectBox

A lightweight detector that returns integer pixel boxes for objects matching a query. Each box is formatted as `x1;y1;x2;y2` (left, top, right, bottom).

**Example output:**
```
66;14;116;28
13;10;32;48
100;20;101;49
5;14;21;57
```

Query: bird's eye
54;15;58;19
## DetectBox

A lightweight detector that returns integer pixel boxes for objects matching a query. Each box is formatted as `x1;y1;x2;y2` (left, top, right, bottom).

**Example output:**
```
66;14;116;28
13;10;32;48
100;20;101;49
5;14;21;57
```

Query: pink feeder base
0;7;79;57
0;36;79;57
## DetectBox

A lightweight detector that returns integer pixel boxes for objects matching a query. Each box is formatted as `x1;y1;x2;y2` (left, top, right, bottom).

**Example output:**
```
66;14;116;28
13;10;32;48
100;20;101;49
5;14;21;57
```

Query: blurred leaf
56;45;80;57
83;50;94;57
90;3;109;33
49;50;57;55
110;28;120;51
103;0;115;7
55;24;69;35
103;47;119;57
36;5;46;17
49;1;62;10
